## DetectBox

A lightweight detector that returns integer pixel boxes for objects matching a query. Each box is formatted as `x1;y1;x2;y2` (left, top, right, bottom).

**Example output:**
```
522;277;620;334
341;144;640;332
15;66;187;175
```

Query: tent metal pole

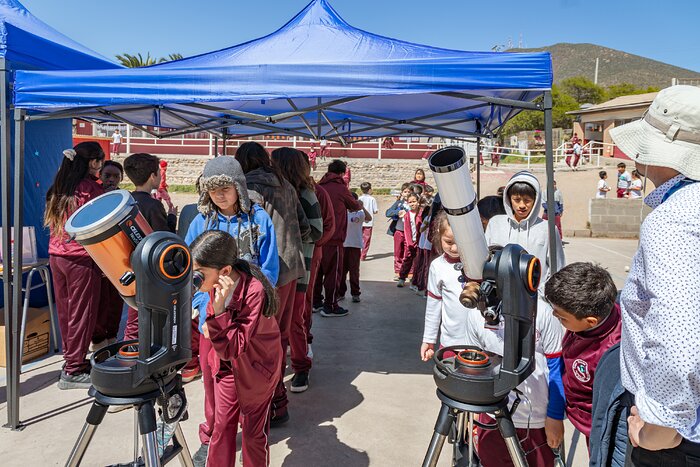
1;58;19;430
286;99;318;139
222;128;227;156
476;141;481;200
543;91;558;270
9;109;25;430
436;92;542;111
272;96;366;123
316;98;322;141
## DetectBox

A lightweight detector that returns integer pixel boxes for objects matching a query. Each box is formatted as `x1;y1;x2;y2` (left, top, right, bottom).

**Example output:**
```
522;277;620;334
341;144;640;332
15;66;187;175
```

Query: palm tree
115;52;183;68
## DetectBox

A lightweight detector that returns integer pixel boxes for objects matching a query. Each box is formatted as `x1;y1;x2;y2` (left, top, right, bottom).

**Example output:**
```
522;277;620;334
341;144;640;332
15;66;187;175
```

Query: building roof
567;92;658;115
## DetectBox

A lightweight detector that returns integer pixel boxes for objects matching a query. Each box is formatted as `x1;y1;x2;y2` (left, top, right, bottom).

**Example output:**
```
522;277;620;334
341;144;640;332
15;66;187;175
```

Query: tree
605;83;660;100
560;76;606;104
115;52;183;68
499;84;579;136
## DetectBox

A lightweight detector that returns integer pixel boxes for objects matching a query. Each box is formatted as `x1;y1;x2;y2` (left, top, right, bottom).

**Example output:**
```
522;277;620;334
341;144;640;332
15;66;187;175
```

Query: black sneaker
270;410;290;428
192;443;208;467
312;303;324;313
290;372;309;393
320;306;349;317
351;295;361;303
57;370;92;390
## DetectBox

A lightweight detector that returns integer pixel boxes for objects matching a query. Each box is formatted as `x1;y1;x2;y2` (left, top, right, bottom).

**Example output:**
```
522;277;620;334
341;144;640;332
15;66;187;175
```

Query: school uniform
386;199;408;274
358;193;378;260
339;210;365;298
412;207;433;292
49;178;104;375
466;299;565;467
205;272;282;467
314;172;362;311
562;304;621;439
398;209;421;280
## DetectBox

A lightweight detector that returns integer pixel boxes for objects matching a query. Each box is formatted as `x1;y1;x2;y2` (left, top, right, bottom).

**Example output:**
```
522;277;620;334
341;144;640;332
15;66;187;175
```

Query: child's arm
385;200;401;218
206;280;265;361
541;303;567;448
256;212;280;286
421;263;442;361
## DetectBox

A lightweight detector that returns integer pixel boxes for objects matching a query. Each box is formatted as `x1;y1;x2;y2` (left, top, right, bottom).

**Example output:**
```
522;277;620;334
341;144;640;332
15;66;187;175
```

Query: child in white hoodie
485;171;565;285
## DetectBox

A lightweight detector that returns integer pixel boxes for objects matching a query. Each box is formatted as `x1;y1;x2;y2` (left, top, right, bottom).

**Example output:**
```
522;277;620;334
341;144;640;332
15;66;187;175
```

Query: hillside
509;43;700;89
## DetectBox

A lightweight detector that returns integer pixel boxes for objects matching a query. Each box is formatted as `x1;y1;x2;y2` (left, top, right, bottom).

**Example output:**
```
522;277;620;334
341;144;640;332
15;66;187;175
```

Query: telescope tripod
422;390;528;467
65;379;193;467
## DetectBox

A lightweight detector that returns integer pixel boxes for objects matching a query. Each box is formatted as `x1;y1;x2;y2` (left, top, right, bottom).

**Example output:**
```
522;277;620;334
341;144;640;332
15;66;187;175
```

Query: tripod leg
173;423;194;467
65;401;109;467
422;403;457;467
137;401;162;467
494;407;528;467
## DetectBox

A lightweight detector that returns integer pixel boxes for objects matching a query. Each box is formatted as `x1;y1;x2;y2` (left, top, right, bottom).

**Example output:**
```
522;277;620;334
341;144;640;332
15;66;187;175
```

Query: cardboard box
0;307;51;367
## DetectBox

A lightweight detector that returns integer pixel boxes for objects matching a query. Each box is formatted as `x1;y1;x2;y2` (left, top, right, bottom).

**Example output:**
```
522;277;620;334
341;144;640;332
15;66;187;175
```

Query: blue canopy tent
10;0;559;428
0;0;119;430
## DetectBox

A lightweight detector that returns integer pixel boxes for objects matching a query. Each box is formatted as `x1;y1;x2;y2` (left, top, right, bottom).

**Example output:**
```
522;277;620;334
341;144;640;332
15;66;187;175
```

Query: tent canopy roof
0;0;118;70
13;0;552;141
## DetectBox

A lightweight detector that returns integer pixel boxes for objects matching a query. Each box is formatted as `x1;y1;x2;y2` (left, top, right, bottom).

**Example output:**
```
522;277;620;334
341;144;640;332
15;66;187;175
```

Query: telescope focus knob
119;271;136;286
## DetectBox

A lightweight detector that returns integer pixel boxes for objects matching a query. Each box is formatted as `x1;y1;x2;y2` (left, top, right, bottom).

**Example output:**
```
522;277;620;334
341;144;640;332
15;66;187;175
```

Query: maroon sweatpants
361;226;373;260
398;245;418;280
393;230;406;274
198;334;215;445
50;255;102;375
208;365;273;467
339;247;361;298
124;306;138;341
313;244;344;310
476;415;554;467
271;280;297;418
289;290;312;373
542;213;563;240
304;246;323;344
412;248;431;291
92;277;123;343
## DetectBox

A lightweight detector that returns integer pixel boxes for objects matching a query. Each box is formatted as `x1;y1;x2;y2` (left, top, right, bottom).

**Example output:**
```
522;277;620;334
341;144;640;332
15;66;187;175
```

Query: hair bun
62;149;77;161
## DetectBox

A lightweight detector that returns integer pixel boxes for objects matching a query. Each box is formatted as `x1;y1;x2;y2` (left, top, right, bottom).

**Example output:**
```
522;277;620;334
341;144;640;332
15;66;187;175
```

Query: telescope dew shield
65;189;153;304
428;147;489;280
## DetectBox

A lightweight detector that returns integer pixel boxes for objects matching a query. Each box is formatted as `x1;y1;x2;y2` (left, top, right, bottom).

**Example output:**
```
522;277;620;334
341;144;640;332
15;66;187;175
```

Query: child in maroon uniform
45;142;105;389
544;262;621;442
193;230;281;467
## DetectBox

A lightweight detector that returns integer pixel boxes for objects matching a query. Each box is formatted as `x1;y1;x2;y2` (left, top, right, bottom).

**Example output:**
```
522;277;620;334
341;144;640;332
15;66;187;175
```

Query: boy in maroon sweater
544;262;621;442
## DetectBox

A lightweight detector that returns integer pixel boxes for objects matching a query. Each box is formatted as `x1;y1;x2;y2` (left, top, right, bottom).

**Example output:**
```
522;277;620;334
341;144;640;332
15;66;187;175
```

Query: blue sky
21;0;698;72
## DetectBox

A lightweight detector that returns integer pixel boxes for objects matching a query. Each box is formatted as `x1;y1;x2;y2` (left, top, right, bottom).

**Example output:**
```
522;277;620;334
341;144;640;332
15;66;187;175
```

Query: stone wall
589;198;652;238
113;154;436;190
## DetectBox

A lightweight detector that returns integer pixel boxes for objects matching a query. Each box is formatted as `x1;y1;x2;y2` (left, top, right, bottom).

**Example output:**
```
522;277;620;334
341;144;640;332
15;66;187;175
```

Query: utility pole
594;57;599;85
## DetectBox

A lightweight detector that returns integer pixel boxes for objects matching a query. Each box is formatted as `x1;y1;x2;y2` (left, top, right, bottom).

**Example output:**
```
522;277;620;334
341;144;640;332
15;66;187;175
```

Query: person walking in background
319;138;329;160
358;182;378;261
616;162;632;198
308;146;318;171
627;170;643;199
111;128;122;156
596;171;611;199
491;143;501;167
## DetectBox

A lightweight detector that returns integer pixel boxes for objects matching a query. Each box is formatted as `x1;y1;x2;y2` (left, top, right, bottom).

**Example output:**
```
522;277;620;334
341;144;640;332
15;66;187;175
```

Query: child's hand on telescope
420;343;435;361
212;275;235;316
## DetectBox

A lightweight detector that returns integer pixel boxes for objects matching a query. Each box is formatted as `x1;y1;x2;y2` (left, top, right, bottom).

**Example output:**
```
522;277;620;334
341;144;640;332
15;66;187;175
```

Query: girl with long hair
192;230;280;467
45;141;105;389
271;148;323;394
235;141;310;425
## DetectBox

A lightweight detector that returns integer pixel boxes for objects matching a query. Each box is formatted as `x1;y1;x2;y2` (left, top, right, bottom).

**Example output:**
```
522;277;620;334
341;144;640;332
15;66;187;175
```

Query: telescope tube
428;147;489;280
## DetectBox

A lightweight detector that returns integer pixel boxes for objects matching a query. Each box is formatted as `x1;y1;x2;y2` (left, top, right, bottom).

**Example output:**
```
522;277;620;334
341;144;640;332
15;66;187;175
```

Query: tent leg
1;59;20;430
543;91;558;269
476;137;481;199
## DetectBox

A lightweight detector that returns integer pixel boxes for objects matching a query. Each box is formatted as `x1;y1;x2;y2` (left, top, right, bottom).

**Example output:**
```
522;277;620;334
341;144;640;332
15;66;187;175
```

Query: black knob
119;271;136;286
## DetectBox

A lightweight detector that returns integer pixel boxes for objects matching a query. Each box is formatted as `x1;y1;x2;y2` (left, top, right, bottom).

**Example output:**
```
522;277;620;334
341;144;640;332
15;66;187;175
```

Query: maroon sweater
561;304;621;437
318;173;362;246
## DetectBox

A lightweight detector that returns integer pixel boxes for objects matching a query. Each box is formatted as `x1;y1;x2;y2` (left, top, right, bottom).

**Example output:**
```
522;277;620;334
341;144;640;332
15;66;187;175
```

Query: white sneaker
409;285;419;292
89;339;108;352
307;345;313;359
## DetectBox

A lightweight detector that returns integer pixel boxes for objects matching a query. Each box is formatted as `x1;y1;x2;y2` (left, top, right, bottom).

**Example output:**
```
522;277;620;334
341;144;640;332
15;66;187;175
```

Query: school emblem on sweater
572;359;591;383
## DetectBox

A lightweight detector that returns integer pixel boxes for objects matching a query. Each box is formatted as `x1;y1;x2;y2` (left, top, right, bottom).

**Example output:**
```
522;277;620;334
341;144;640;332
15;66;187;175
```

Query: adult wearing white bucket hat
609;85;700;465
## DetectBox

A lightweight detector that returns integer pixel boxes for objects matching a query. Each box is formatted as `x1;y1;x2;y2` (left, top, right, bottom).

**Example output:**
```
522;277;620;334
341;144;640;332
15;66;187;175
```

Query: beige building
567;92;657;158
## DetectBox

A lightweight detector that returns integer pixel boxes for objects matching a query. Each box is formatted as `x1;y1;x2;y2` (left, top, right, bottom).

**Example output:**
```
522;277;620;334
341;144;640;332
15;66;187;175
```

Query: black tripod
422;390;528;467
65;378;193;467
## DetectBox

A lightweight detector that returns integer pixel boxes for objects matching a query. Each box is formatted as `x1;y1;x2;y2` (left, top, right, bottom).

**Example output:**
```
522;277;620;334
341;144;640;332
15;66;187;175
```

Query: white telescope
428;146;489;280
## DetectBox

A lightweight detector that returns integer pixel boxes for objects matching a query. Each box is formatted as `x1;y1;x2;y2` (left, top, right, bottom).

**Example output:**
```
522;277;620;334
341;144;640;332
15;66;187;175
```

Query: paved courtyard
0;177;640;466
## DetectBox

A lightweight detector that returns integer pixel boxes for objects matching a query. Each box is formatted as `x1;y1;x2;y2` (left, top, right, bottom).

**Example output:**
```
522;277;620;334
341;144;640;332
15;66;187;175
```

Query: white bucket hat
610;85;700;180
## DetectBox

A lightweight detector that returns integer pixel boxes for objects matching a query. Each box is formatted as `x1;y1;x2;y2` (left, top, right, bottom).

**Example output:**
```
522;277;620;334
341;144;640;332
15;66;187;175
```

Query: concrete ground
0;172;640;466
